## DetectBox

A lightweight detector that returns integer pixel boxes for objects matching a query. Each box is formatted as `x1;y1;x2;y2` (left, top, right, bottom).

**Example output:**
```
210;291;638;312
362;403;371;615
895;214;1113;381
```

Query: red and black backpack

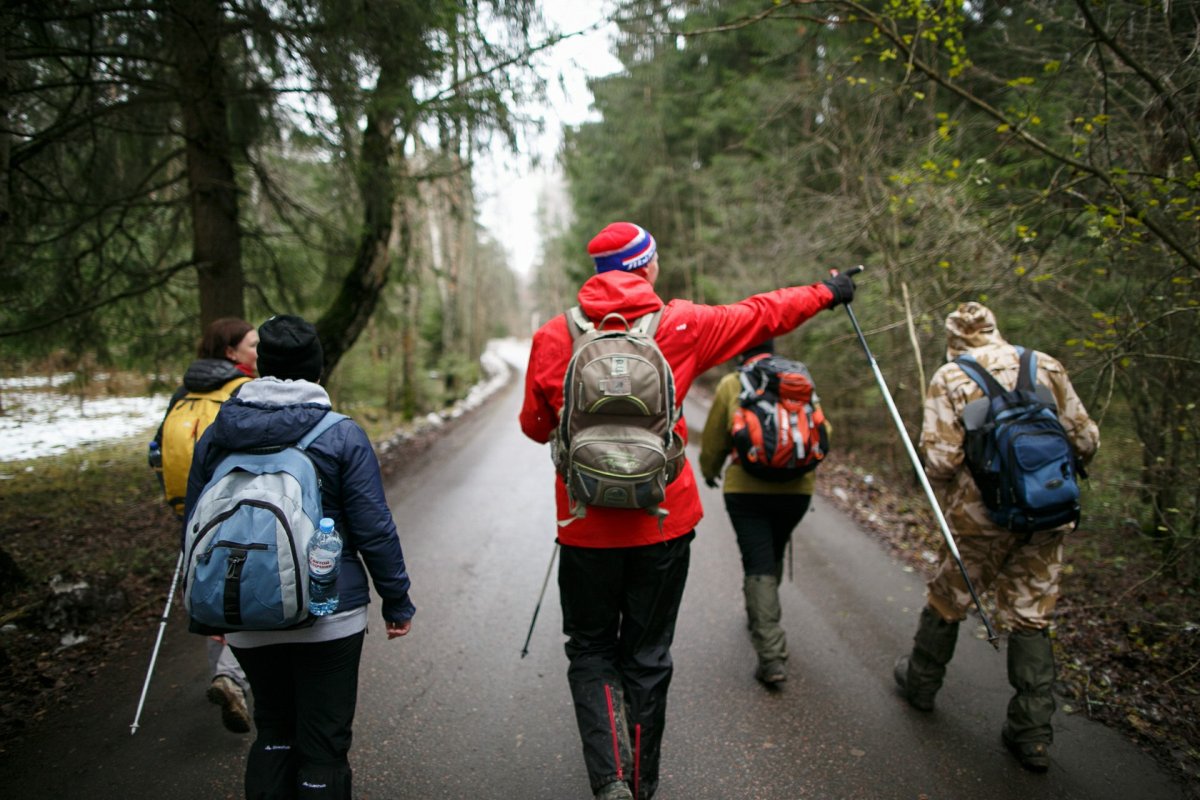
730;355;829;482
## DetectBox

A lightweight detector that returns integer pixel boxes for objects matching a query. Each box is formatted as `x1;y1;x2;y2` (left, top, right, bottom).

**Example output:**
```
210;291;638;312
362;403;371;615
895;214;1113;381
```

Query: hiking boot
1003;722;1050;772
594;780;633;800
755;660;787;686
893;655;932;711
207;675;251;733
894;606;959;711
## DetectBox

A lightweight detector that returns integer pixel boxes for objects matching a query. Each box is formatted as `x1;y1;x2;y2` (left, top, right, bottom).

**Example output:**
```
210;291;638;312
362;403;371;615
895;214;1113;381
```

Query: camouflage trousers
926;529;1066;632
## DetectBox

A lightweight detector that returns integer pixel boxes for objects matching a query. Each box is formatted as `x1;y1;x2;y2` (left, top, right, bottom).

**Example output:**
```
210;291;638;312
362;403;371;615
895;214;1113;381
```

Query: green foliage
3;0;539;416
546;0;1200;580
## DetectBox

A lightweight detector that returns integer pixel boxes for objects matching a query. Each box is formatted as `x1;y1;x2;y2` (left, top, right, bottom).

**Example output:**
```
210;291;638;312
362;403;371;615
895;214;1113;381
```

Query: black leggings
723;493;812;576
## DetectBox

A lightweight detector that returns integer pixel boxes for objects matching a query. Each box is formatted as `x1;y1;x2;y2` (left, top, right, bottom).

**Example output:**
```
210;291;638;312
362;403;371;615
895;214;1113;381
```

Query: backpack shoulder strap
633;308;665;338
953;353;1008;398
737;354;772;399
225;375;251;399
297;411;349;450
1016;347;1038;393
566;306;593;341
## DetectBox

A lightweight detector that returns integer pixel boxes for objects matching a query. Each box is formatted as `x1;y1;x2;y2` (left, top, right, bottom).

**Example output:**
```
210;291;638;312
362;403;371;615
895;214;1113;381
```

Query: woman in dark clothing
185;315;415;800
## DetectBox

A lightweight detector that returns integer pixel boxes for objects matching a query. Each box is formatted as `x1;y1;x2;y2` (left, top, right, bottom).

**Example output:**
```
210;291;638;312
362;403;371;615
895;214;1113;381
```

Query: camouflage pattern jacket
919;302;1100;537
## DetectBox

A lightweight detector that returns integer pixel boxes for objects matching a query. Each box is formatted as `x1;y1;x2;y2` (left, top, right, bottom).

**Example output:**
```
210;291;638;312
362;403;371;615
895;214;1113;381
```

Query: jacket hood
207;377;333;451
945;302;1007;360
183;358;246;392
577;271;663;322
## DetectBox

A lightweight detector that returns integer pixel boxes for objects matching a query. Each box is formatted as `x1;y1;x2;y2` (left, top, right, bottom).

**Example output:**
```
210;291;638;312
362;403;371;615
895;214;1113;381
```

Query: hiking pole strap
520;542;560;658
838;271;999;647
130;550;185;734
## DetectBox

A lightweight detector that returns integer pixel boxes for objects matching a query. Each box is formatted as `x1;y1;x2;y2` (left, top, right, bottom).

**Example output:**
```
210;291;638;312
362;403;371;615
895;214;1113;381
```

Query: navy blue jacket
183;379;415;623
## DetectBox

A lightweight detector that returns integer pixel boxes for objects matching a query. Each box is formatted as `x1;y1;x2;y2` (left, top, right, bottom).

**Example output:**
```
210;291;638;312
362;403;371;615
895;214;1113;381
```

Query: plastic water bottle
147;441;164;491
307;517;342;616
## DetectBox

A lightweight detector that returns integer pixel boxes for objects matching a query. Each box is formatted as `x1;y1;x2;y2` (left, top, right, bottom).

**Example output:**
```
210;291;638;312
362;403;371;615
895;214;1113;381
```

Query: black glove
705;476;719;489
821;271;857;307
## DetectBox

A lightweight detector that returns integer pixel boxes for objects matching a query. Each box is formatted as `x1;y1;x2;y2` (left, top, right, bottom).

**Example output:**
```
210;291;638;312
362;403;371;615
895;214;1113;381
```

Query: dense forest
532;0;1200;585
1;0;537;413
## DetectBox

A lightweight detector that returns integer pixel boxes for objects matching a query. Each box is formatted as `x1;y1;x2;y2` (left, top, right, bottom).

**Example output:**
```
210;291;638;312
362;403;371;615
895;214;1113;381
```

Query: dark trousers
559;532;694;800
230;631;365;800
724;493;811;576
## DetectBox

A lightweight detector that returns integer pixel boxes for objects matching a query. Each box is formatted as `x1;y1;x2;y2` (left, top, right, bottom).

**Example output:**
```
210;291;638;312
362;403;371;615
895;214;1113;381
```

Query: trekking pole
130;551;184;734
787;537;794;583
835;266;999;647
520;542;559;658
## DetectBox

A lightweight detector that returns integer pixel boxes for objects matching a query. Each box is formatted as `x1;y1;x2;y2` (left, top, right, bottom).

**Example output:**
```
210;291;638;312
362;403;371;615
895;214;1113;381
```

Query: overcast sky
475;3;623;279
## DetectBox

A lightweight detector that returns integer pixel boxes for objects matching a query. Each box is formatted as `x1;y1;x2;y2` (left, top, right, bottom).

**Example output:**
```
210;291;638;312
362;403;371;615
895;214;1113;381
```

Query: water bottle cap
319;517;335;532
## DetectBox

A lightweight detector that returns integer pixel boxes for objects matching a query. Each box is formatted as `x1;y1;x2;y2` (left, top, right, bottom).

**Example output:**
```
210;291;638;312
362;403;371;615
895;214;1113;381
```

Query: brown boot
207;675;251;733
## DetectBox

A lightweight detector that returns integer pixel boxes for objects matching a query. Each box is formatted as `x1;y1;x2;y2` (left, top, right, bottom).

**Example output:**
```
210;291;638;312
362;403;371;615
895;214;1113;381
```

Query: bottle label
309;552;337;576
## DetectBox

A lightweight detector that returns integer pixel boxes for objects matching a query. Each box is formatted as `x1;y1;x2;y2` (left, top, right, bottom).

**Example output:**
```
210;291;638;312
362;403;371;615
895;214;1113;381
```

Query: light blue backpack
182;412;347;633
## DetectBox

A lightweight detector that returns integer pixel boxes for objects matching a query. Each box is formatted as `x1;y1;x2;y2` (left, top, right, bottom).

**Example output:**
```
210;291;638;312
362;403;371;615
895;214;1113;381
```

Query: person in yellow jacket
153;317;258;734
698;340;825;686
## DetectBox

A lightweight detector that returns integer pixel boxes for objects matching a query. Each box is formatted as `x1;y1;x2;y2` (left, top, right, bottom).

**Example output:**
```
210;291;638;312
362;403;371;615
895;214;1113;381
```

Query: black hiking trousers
231;630;365;800
558;531;694;800
724;493;812;576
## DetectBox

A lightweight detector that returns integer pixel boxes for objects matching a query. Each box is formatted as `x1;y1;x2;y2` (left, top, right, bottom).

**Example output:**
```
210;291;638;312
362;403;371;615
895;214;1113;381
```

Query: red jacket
519;270;835;548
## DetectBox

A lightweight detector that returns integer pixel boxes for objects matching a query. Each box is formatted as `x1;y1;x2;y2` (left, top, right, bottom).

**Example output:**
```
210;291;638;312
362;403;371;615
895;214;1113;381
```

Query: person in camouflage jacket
893;301;1099;773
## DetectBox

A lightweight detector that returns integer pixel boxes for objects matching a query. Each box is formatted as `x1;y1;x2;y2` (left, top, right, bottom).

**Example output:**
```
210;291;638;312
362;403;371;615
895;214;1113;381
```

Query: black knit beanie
739;338;775;364
256;315;324;382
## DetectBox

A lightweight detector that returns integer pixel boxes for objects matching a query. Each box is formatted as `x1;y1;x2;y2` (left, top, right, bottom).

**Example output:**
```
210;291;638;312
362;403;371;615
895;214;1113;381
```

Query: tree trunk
0;19;10;268
166;0;244;328
316;64;407;379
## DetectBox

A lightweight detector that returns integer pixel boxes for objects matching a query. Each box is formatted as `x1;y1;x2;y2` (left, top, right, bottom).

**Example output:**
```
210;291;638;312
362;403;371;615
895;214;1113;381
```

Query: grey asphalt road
0;359;1186;799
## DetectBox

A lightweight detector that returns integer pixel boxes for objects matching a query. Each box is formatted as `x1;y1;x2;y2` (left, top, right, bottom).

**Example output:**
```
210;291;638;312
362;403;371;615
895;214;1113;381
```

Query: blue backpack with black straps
182;411;347;633
955;348;1085;534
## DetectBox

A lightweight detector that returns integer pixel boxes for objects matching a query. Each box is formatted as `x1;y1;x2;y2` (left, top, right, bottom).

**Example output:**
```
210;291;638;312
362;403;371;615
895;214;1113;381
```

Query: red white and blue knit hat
587;222;657;273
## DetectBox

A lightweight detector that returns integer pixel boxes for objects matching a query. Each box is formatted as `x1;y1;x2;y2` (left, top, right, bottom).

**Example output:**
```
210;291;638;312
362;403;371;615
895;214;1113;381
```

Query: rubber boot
744;575;787;684
893;605;959;711
1002;628;1056;773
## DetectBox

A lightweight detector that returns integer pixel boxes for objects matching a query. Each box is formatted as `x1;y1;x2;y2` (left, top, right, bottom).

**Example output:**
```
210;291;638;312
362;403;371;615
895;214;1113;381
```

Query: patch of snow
0;389;166;462
0;373;77;390
1;340;532;464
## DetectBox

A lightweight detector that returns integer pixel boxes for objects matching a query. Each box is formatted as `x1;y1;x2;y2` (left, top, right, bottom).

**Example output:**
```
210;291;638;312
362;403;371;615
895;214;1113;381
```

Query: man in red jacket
519;221;855;800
